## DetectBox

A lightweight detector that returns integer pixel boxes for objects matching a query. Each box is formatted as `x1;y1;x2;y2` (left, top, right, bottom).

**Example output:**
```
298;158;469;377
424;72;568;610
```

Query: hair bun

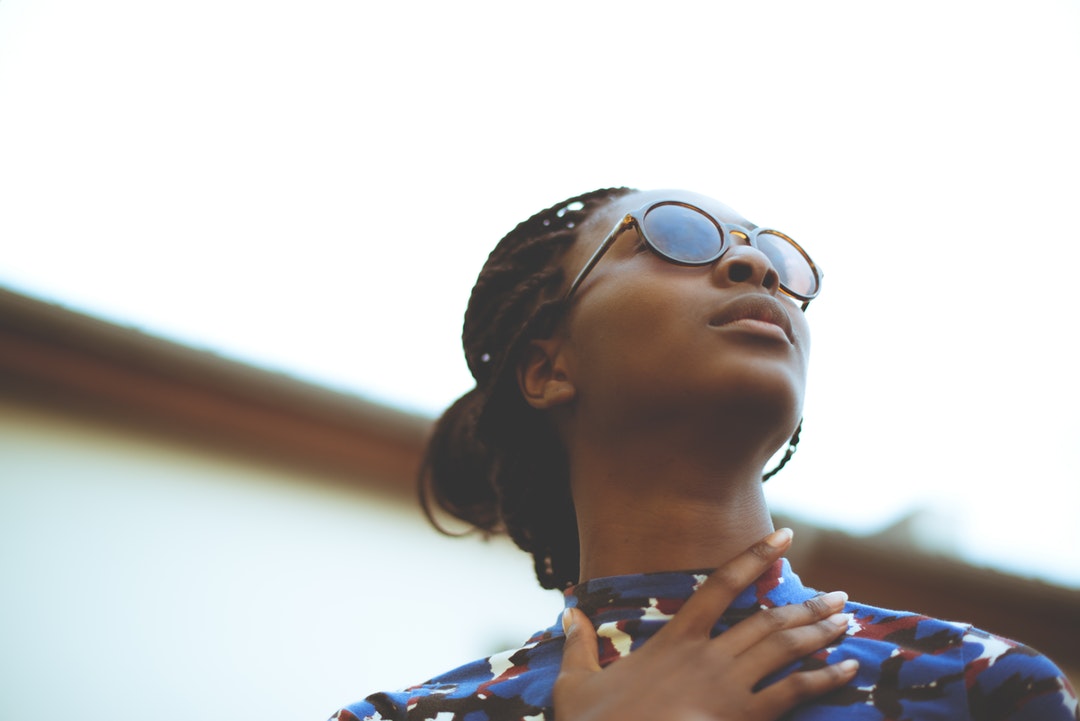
421;187;637;589
419;387;500;534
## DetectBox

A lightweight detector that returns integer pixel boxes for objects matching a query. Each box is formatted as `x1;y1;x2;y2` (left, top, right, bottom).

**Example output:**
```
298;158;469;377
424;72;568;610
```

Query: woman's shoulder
827;598;1078;721
327;633;565;721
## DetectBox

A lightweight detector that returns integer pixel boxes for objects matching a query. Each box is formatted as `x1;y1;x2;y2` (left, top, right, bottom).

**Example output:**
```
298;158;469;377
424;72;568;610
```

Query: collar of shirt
531;559;817;664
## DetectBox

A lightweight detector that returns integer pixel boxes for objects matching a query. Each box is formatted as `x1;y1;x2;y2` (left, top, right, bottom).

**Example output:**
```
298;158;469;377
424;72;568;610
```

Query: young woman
332;188;1077;721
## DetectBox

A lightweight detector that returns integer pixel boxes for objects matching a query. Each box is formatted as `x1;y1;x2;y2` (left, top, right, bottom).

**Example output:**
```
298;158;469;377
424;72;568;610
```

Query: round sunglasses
564;201;823;310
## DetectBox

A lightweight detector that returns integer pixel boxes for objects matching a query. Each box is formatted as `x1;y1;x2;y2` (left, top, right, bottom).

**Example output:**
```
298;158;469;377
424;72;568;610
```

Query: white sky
1;0;1078;586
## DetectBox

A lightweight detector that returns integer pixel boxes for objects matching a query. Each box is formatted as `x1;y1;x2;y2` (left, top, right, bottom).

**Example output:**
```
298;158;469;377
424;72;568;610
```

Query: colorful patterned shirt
332;559;1078;720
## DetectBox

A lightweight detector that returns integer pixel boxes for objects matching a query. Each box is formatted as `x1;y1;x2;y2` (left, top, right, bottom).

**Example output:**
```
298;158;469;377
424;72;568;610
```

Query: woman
332;188;1077;721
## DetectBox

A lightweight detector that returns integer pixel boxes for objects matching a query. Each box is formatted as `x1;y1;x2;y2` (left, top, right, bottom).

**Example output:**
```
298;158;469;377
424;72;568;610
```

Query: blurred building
1;287;1077;721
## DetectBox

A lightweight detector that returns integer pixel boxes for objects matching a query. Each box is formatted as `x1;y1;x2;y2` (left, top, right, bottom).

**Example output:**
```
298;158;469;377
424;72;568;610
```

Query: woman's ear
517;338;577;410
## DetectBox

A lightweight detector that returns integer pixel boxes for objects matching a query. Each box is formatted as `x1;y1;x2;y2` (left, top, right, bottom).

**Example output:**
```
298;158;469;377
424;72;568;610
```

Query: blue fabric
333;560;1077;720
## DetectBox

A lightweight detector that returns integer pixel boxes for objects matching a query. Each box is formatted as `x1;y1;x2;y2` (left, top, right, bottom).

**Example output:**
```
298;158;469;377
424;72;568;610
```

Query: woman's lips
708;294;794;343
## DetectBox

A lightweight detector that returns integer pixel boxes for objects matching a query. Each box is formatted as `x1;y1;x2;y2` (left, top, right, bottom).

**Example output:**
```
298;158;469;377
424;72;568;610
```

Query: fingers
720;590;849;656
554;608;603;715
663;528;794;638
753;658;860;717
559;607;602;675
736;606;853;672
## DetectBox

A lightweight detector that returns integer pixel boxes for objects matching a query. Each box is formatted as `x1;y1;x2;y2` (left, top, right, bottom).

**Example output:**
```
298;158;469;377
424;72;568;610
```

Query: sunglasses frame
563;201;823;310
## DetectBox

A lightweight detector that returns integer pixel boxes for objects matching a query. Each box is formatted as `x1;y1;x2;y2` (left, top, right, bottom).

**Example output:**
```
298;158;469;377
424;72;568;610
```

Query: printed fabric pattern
331;559;1078;721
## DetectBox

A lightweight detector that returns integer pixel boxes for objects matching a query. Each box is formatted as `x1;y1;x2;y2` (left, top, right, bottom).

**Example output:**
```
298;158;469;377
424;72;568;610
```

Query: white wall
0;398;562;721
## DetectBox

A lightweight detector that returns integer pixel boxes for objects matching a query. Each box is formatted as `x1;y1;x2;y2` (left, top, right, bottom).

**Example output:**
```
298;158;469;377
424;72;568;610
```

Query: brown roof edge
3;287;1078;669
774;512;1080;670
0;286;433;495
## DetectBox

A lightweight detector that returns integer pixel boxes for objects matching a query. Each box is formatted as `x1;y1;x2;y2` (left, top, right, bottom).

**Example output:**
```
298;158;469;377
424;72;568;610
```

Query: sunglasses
564;201;823;310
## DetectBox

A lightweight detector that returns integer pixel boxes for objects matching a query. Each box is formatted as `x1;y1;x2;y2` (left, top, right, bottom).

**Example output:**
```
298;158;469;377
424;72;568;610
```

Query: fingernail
821;591;849;607
837;659;859;674
828;612;853;627
562;608;575;635
766;528;794;548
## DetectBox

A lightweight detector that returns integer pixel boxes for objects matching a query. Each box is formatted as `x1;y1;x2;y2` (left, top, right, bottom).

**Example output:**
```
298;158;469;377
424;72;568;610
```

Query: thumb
559;608;601;675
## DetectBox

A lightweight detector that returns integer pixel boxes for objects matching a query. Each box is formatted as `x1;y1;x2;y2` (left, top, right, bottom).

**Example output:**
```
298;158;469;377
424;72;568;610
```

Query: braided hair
419;187;804;590
419;187;636;590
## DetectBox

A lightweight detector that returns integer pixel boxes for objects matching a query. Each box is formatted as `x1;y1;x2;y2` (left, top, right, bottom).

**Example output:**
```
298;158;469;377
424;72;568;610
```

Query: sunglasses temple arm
564;218;631;301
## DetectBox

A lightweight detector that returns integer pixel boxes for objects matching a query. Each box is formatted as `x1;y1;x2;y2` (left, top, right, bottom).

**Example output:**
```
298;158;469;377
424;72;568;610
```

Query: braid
420;187;636;590
762;420;802;482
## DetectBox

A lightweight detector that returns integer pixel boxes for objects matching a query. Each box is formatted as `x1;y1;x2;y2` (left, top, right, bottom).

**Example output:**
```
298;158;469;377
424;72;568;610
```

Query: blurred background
1;0;1078;718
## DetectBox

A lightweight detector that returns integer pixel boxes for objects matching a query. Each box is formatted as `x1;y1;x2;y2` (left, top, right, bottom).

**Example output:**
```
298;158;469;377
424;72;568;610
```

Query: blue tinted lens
754;231;818;298
641;204;723;263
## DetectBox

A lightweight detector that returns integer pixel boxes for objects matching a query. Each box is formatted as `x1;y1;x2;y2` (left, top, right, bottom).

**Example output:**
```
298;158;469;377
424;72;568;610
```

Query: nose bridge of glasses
713;229;782;292
718;226;770;266
722;223;754;247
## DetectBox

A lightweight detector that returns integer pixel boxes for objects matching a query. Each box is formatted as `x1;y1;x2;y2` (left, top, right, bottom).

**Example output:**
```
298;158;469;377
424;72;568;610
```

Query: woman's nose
713;242;781;294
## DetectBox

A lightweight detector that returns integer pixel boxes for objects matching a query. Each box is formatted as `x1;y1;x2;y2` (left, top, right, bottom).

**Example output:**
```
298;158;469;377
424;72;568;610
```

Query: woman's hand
553;529;857;721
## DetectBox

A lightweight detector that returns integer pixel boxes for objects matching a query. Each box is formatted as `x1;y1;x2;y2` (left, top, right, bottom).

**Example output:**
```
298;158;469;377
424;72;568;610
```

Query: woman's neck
570;439;774;583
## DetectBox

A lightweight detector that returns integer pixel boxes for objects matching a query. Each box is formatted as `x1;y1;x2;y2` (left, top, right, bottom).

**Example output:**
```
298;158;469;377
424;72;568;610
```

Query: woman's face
554;189;811;444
